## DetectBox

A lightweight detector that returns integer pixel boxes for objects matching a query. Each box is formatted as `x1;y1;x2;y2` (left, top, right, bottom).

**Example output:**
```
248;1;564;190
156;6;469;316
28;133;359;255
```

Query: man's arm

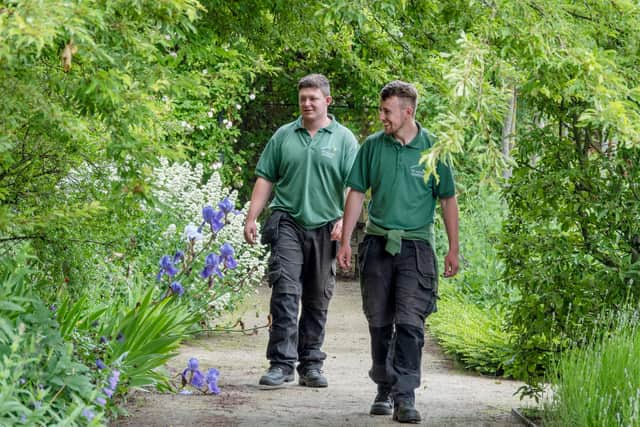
330;187;352;241
440;195;460;277
337;190;366;270
244;177;274;244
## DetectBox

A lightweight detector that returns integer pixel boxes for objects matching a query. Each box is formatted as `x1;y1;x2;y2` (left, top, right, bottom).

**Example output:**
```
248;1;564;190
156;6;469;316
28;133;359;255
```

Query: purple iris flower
219;243;238;270
96;359;106;370
205;368;221;394
202;205;225;233
190;370;205;388
170;281;184;296
211;212;225;232
156;255;179;281
96;397;107;406
200;253;223;279
202;205;216;223
219;242;234;259
103;387;114;398
184;224;204;242
109;370;120;390
100;336;108;344
82;408;95;421
218;198;234;215
225;257;238;269
173;250;184;264
182;357;205;389
188;358;199;370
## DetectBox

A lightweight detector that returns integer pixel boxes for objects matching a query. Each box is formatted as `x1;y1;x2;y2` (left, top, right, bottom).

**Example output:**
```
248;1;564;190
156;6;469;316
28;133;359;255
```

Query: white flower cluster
57;162;119;194
151;157;267;287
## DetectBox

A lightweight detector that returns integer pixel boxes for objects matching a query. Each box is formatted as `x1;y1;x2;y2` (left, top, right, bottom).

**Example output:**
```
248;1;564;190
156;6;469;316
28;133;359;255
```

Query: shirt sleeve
345;138;371;193
341;130;360;183
435;159;456;198
255;135;280;183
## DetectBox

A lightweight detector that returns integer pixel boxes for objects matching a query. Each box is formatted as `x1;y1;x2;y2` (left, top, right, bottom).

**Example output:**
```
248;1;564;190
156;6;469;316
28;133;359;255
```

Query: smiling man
244;74;358;389
337;80;460;424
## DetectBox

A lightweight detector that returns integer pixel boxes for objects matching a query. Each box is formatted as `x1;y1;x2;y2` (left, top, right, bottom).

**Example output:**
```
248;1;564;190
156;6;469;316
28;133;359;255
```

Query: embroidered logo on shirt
319;146;337;159
410;164;425;178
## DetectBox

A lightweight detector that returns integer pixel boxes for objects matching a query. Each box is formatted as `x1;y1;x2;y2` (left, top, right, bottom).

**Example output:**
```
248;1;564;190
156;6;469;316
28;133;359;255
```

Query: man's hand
443;250;459;278
440;195;460;278
330;219;343;241
243;178;273;245
337;242;352;270
244;220;258;245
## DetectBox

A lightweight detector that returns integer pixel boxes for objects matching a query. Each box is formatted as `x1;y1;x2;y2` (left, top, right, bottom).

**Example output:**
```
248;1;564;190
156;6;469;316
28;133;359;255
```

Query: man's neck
303;116;331;135
394;121;419;145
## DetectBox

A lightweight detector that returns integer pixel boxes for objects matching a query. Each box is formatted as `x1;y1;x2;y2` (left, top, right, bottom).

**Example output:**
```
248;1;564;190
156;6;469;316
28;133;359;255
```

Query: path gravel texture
113;280;531;426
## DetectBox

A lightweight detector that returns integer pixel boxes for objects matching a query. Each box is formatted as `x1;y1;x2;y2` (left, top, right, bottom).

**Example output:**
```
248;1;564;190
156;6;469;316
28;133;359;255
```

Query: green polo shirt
346;124;455;241
256;115;359;229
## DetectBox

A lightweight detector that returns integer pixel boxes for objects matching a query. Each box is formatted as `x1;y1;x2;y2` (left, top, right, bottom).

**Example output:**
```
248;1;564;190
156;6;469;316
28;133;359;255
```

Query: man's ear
406;104;414;118
325;95;333;106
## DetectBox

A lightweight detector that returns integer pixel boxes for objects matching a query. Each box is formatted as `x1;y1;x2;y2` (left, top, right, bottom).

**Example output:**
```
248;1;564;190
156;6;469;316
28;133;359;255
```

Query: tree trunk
502;87;517;179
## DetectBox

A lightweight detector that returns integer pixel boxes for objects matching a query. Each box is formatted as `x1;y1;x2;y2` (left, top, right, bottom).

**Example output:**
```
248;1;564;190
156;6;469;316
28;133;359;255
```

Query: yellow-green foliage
428;286;514;376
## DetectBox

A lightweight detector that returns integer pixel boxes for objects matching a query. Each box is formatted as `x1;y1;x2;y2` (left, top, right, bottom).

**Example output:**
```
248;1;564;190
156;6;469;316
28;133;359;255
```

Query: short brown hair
298;74;331;96
380;80;418;112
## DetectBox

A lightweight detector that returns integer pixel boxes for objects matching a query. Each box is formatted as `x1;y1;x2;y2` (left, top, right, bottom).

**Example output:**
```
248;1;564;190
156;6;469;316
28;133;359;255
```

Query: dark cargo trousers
358;235;438;404
261;211;337;376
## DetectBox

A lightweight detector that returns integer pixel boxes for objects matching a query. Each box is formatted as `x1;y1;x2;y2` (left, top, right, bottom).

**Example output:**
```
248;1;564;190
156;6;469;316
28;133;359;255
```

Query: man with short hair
337;80;459;423
244;74;358;388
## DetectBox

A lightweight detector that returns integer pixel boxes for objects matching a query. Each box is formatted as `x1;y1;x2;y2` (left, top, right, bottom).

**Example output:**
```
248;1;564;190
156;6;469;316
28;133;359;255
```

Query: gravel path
114;280;530;426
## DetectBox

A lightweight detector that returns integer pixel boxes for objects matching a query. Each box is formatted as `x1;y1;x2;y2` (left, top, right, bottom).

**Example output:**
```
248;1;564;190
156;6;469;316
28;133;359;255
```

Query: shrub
544;308;640;426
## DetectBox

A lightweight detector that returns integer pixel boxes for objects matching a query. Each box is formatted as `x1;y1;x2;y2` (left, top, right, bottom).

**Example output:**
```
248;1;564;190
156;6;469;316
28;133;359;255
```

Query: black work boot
298;368;328;387
393;401;421;424
259;366;294;386
370;389;393;415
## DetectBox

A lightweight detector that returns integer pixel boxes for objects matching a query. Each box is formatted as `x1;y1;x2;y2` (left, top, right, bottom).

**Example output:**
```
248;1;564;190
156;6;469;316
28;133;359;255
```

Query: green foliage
501;124;640;391
444;185;512;305
429;185;517;377
53;277;193;393
544;308;640;426
96;286;193;390
428;286;513;377
0;0;204;296
2;0;640;418
0;250;104;426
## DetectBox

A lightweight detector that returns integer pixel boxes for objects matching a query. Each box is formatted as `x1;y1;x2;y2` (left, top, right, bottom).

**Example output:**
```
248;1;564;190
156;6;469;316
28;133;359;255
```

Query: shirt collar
294;114;337;133
383;122;430;149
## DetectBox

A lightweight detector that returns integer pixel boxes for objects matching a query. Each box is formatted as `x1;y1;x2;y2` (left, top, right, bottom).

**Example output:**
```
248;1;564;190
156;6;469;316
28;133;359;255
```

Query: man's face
379;96;413;135
298;87;331;122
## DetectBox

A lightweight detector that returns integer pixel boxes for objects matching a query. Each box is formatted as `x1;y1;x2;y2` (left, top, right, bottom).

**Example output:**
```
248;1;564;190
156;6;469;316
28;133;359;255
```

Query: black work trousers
261;211;337;375
358;235;438;404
